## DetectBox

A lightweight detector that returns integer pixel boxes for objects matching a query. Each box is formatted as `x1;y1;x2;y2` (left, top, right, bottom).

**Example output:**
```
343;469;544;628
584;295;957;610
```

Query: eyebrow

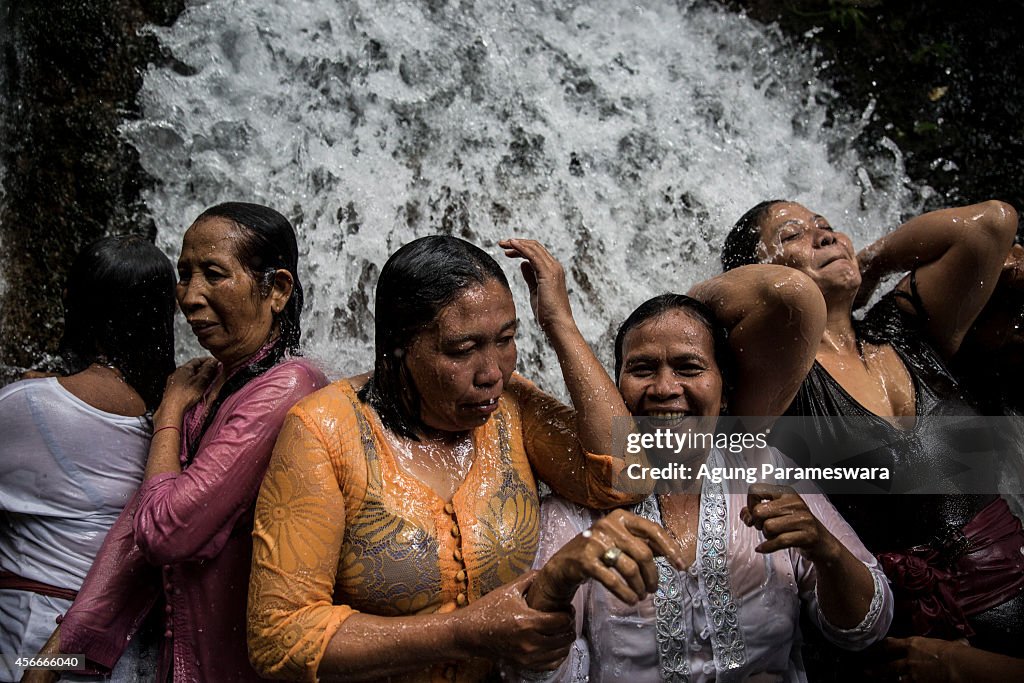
624;351;707;365
179;257;230;270
442;318;519;346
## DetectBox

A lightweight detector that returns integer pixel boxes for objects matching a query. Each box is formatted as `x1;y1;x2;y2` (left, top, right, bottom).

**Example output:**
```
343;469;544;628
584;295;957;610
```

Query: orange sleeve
247;390;358;682
507;373;640;509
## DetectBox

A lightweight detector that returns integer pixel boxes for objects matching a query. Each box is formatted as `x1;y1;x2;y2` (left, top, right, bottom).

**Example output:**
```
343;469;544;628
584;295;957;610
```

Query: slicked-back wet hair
614;293;733;401
194;202;304;353
359;235;512;440
721;199;788;272
60;235;176;411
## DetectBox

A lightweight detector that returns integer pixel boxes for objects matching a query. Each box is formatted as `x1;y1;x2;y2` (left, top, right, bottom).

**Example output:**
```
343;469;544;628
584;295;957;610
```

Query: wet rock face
0;0;184;379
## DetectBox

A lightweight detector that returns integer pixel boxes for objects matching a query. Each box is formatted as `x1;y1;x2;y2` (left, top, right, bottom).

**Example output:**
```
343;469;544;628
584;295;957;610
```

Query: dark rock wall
0;0;183;379
727;0;1024;211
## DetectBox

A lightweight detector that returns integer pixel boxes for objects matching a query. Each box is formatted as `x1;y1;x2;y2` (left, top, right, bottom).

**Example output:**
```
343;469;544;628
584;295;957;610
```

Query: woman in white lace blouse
517;284;893;682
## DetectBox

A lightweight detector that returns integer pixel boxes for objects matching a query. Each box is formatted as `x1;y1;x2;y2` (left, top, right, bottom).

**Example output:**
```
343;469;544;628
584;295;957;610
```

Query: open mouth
463;397;499;415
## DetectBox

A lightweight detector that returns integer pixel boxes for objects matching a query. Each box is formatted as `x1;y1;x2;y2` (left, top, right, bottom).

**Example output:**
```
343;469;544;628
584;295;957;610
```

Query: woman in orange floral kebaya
247;236;675;682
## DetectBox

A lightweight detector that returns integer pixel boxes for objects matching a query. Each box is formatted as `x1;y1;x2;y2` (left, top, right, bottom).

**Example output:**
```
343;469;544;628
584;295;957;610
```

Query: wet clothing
515;448;892;683
0;378;156;682
247;375;637;682
60;356;327;683
774;291;1024;655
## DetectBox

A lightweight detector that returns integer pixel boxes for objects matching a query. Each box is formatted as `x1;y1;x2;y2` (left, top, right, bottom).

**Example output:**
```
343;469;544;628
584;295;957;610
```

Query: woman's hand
741;483;842;563
854;246;885;310
155;357;219;421
871;635;1024;683
874;636;962;683
528;509;686;613
499;238;573;333
453;571;577;671
743;483;877;630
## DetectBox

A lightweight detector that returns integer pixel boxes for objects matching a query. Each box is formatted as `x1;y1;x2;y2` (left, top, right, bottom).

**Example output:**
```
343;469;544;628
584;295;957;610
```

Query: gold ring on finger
601;546;622;567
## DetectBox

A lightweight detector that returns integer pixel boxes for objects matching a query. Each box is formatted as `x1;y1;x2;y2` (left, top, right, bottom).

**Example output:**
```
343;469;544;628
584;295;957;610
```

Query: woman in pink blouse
31;203;327;682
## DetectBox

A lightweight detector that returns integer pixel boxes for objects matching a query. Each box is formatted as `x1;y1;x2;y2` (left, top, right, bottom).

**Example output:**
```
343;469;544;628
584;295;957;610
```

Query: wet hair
359;235;512;440
183;202;305;464
721;199;788;272
613;293;733;398
60;235;176;411
193;202;303;353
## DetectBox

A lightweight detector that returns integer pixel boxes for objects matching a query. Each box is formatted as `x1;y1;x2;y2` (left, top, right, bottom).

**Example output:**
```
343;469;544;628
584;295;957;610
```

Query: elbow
247;618;304;681
132;511;204;565
973;200;1018;249
754;267;827;328
133;529;185;566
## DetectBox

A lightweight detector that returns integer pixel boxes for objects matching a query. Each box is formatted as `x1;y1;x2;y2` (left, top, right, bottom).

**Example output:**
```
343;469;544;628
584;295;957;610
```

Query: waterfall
124;0;926;391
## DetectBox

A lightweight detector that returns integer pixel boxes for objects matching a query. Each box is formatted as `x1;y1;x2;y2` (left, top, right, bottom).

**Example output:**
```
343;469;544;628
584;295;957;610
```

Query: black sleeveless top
775;292;998;551
772;289;1024;656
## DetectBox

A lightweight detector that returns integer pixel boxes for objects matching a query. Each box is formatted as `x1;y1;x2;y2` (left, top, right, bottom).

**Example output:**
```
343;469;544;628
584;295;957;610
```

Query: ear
268;269;294;315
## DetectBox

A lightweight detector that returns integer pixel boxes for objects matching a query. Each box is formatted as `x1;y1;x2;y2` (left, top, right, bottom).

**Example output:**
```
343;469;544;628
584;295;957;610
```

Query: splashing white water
124;0;926;390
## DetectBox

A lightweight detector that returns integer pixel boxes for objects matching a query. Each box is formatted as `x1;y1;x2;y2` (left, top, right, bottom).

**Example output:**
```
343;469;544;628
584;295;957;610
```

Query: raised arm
856;200;1018;359
689;264;826;419
499;238;630;453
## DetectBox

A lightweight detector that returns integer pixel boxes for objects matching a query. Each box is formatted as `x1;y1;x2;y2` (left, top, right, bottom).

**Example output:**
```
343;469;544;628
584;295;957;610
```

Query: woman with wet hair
0;235;175;681
517;291;892;682
721;199;1024;681
247;236;653;682
33;203;328;683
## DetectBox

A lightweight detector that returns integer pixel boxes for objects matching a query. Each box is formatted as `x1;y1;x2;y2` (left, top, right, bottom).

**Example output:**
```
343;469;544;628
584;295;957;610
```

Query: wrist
152;405;185;428
544;316;582;344
806;534;844;567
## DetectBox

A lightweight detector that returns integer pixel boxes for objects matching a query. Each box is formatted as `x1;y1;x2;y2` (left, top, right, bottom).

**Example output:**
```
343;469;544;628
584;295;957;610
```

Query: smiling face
403;278;518;434
176;217;286;369
617;308;724;420
757;202;861;296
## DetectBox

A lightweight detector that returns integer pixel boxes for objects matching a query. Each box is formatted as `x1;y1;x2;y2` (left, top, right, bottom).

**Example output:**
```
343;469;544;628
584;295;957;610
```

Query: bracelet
153;425;181;437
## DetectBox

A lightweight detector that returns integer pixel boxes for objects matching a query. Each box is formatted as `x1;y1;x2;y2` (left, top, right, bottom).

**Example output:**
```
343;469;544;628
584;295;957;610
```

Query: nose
177;278;205;313
474;349;503;388
813;227;836;248
647;368;682;401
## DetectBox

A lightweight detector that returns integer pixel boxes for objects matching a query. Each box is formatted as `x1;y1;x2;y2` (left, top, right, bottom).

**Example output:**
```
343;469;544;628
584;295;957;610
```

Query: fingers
755;530;814;554
742;484;827;554
499;239;565;279
620;513;687;571
585;510;683;600
743;484;805;529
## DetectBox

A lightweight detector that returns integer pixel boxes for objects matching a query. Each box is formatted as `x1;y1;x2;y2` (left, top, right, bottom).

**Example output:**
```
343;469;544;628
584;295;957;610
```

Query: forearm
143;403;186;480
944;645;1024;683
317;612;473;681
810;539;875;629
546;317;629;454
859;200;1017;279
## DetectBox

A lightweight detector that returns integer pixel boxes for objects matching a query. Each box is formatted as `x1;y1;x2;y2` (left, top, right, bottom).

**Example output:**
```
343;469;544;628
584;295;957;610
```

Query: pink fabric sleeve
133;360;327;565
